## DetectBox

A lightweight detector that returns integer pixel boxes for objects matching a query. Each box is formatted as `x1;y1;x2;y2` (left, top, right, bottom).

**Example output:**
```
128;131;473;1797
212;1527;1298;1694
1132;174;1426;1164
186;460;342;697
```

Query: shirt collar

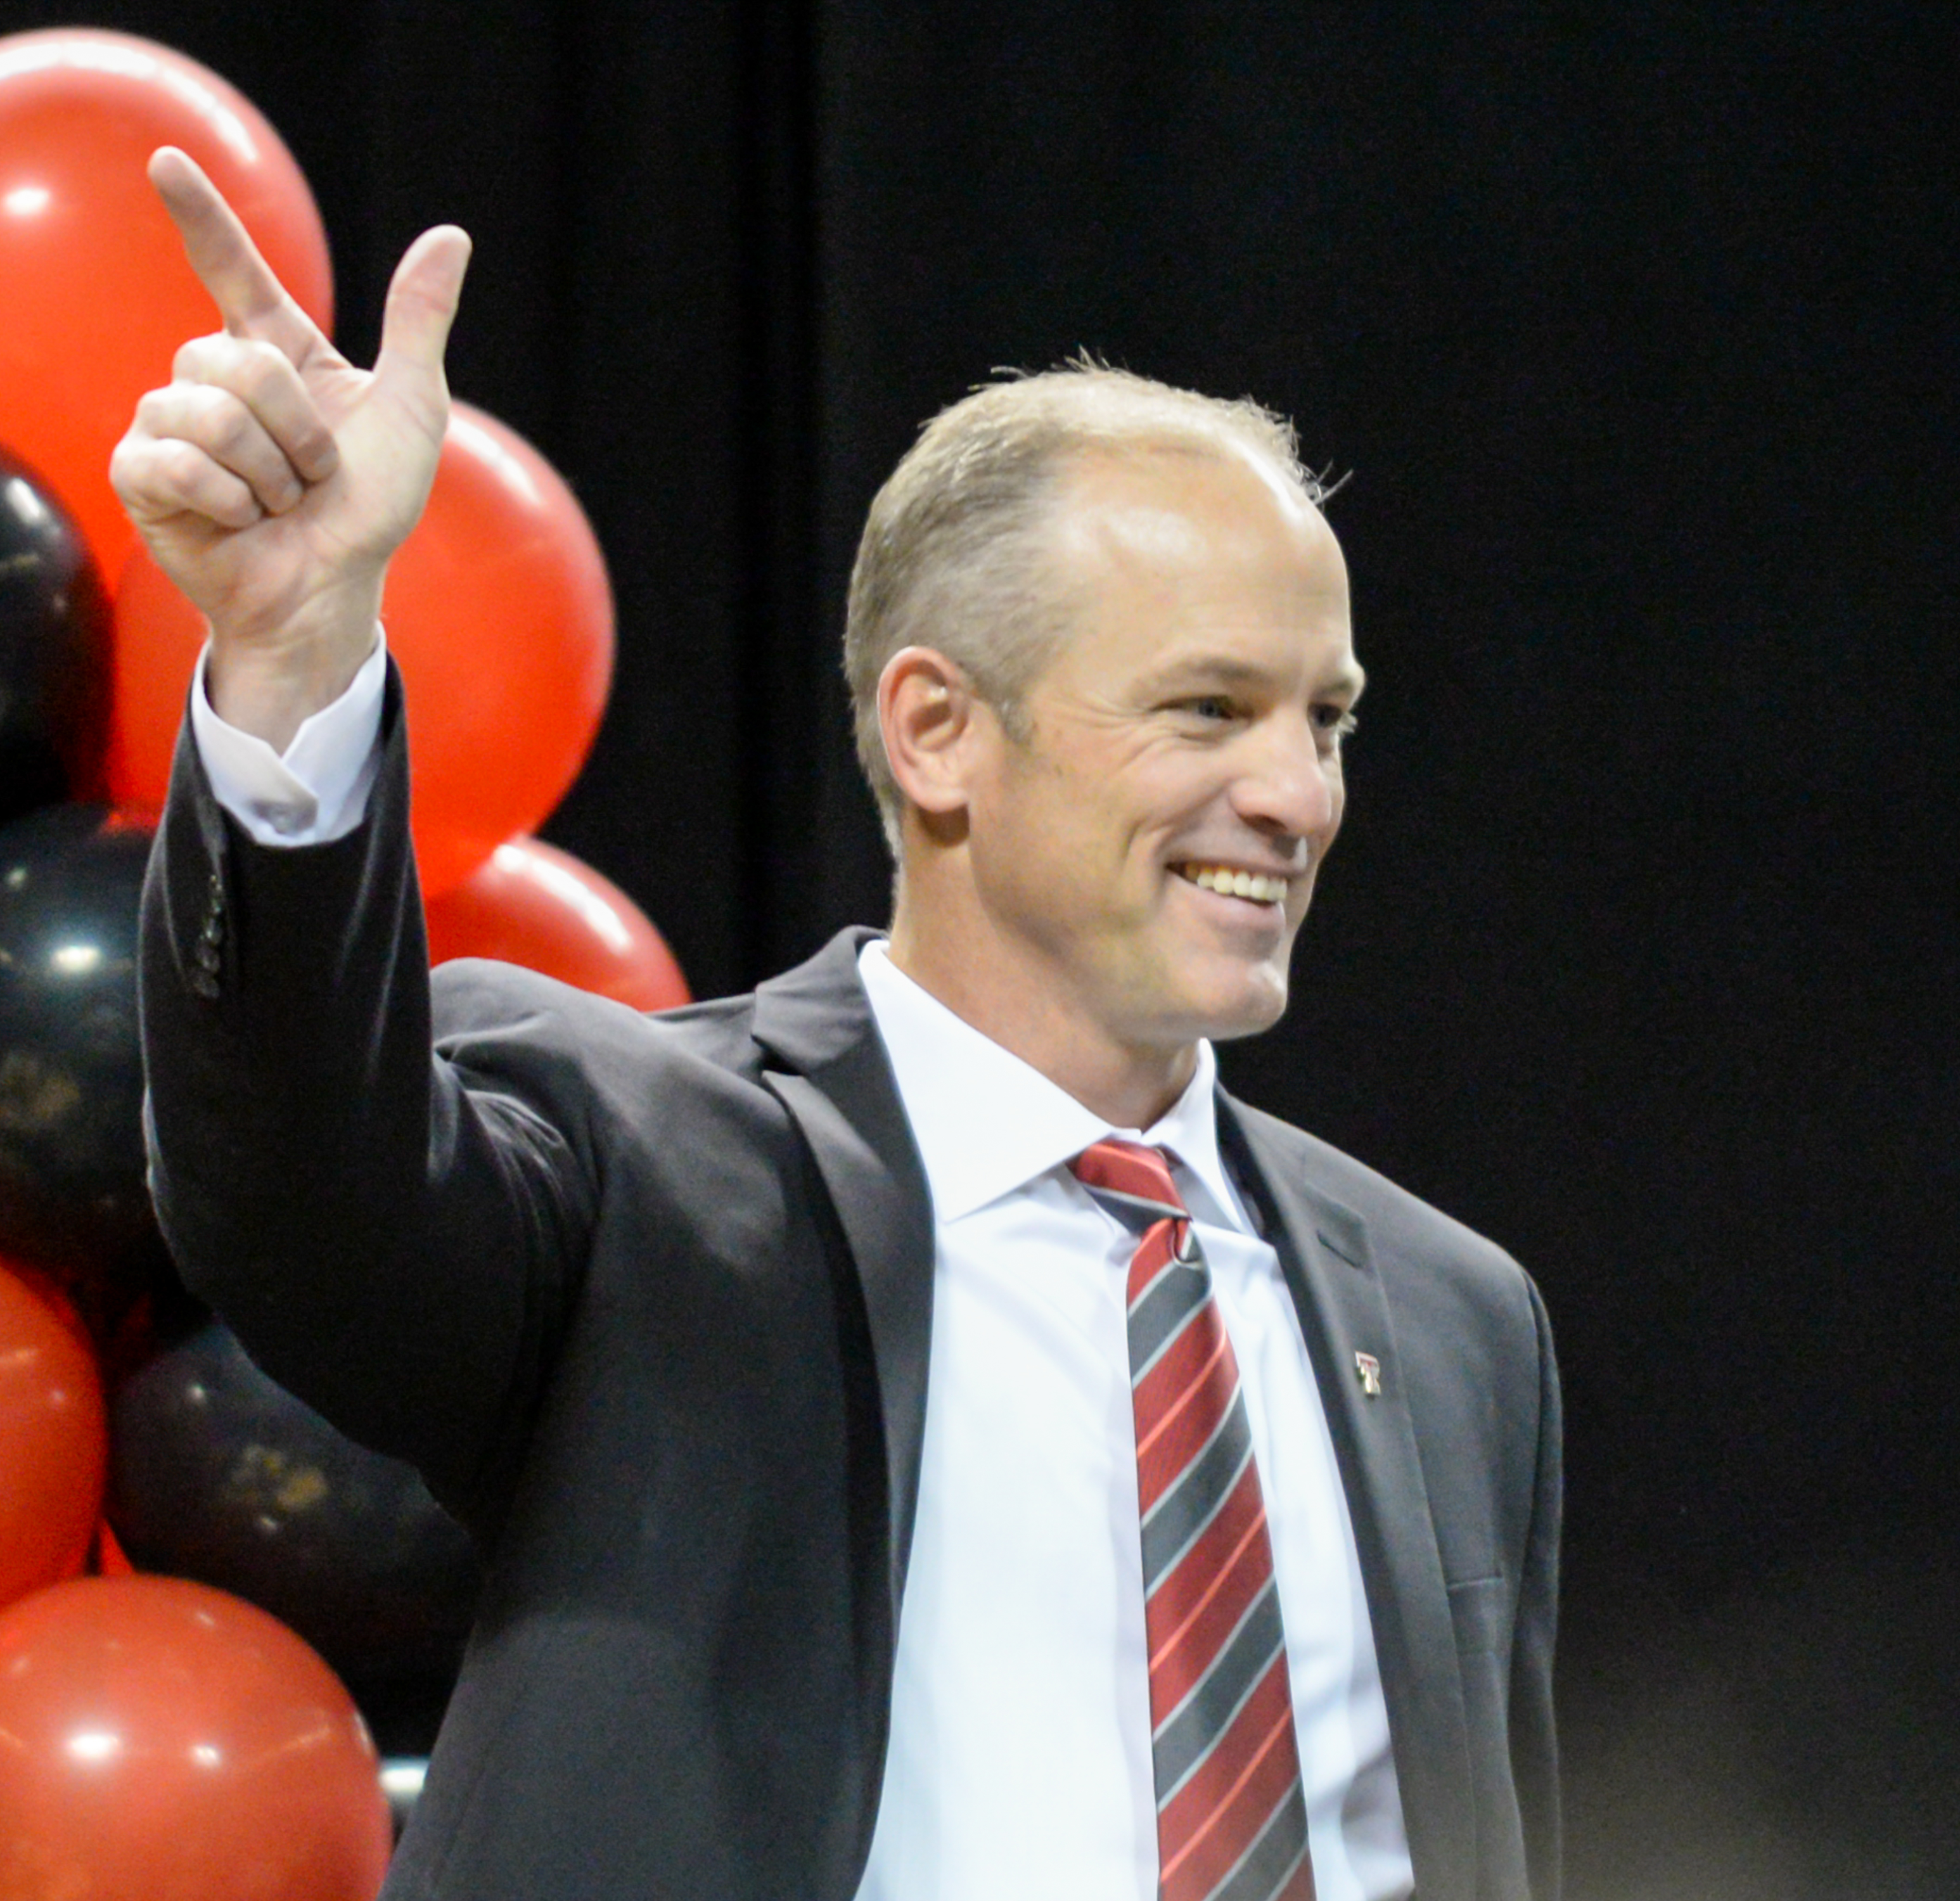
857;939;1247;1231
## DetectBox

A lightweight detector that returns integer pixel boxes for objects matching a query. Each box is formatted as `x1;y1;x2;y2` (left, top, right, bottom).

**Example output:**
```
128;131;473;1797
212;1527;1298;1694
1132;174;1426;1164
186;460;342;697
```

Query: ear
878;646;997;828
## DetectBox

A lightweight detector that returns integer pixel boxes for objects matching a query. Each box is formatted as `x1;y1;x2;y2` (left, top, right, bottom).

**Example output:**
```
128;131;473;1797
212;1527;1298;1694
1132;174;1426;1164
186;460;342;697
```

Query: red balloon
0;30;333;582
0;1260;107;1614
107;402;615;897
105;541;215;810
426;835;689;1011
385;405;616;892
0;1576;392;1901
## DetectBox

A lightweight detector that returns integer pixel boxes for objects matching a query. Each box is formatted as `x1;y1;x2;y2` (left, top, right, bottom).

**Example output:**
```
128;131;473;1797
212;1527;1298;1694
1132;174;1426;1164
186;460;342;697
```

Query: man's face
959;441;1362;1065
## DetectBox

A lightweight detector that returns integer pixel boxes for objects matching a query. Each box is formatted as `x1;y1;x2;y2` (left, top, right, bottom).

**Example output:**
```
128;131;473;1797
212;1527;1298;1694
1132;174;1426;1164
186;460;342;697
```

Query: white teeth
1182;865;1288;904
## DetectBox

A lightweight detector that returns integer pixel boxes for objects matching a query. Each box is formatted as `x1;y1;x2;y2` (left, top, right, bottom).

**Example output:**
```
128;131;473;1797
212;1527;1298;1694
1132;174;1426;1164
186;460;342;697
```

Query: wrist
205;581;385;753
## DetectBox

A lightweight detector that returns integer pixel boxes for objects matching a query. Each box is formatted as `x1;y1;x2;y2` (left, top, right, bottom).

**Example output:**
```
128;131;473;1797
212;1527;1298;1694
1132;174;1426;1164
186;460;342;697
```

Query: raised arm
124;156;591;1535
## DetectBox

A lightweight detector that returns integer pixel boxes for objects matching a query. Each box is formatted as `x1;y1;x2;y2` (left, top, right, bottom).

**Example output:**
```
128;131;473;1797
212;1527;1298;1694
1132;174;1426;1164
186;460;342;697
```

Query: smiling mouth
1173;862;1291;906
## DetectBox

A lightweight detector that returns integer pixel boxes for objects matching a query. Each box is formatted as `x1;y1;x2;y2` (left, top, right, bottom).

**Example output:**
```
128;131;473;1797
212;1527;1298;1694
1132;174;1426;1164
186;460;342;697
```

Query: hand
110;147;471;748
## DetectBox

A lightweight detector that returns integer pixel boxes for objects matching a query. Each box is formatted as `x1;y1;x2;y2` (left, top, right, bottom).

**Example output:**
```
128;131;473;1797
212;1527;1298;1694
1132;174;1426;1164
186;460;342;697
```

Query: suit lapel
753;931;936;1630
1219;1094;1478;1901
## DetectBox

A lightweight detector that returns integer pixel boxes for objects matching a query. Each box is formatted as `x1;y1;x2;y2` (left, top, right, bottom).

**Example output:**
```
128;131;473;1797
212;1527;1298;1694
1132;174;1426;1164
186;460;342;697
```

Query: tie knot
1070;1137;1187;1222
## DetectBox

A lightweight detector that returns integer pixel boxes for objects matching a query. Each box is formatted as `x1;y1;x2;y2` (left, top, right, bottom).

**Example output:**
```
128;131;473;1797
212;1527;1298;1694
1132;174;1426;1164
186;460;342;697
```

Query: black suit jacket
139;674;1560;1901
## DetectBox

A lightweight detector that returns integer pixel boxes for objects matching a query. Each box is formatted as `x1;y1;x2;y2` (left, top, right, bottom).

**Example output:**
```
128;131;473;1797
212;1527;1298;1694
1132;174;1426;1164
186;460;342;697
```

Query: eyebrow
1145;655;1368;700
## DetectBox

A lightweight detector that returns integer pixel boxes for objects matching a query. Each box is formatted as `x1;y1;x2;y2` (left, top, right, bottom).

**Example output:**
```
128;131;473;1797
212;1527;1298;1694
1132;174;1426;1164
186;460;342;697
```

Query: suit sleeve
138;664;597;1537
1509;1272;1563;1899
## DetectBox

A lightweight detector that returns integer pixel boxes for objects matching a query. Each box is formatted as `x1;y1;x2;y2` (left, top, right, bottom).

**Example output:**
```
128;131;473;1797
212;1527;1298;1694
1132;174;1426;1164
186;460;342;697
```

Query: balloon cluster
0;29;692;1897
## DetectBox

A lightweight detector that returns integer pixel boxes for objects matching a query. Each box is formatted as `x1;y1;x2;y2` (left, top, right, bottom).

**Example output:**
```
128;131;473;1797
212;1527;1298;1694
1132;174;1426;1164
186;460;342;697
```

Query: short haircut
843;361;1331;855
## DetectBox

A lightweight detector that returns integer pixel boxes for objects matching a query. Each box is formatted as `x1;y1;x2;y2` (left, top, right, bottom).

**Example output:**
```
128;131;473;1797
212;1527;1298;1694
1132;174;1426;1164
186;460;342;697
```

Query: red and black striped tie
1072;1138;1316;1901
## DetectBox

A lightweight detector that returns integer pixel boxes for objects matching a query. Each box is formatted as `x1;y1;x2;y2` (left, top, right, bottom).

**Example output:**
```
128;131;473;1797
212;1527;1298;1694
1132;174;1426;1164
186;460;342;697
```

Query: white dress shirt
193;653;1413;1898
854;944;1409;1901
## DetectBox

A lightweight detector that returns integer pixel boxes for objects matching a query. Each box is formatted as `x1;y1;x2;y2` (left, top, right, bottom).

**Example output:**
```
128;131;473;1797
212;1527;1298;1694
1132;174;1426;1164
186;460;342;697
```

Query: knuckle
169;440;247;525
160;438;210;491
236;339;288;399
238;345;331;471
172;333;222;380
208;475;259;527
204;392;255;454
108;437;144;499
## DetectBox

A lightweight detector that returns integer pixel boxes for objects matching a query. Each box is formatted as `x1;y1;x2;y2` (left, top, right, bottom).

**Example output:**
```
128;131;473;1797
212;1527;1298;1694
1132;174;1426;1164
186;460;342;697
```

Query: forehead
1037;439;1354;677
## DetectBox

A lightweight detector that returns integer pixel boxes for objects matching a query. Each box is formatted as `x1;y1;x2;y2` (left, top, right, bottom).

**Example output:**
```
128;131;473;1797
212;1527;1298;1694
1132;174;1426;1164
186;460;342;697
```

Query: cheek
967;767;1103;918
1125;756;1231;852
978;734;1200;912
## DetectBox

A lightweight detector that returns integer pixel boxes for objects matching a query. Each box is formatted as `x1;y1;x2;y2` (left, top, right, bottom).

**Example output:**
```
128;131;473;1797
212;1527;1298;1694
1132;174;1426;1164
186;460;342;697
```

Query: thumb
373;224;473;414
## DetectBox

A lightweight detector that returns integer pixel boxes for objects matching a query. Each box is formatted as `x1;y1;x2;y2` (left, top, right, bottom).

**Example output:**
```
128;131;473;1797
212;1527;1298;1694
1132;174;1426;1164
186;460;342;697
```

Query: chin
1172;964;1291;1046
1205;995;1290;1045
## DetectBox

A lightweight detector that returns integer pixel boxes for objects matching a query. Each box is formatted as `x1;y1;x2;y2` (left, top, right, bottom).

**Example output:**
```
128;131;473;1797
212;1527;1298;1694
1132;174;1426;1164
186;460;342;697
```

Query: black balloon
108;1319;483;1686
0;445;109;825
0;803;158;1284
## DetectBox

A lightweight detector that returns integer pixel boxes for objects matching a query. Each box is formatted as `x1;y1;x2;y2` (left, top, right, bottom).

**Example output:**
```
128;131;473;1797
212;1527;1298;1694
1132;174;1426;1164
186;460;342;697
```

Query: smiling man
866;414;1362;1129
125;150;1560;1901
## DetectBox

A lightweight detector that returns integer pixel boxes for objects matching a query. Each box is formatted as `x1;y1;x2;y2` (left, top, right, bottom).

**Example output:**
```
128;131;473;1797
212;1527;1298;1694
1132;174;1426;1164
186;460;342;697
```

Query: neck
886;882;1200;1132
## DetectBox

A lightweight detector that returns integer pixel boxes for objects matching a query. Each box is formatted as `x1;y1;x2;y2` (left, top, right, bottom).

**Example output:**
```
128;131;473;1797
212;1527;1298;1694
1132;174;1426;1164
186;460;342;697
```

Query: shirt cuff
189;632;388;847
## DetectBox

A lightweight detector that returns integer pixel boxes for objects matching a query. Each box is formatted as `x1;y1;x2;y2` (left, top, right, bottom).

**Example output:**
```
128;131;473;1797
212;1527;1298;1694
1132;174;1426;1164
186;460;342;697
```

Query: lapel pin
1354;1351;1382;1397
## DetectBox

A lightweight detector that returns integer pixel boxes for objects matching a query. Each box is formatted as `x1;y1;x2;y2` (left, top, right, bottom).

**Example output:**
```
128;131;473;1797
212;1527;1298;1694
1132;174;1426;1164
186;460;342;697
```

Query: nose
1228;710;1339;849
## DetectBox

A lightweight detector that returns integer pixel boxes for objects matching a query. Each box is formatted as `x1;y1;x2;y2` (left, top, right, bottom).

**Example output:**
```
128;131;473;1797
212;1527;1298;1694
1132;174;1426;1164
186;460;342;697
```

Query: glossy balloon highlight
0;30;333;583
0;804;157;1277
426;833;689;1011
0;1575;393;1901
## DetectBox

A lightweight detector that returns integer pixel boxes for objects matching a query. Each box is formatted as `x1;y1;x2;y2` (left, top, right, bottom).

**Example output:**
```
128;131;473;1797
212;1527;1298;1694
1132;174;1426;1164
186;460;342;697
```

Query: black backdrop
10;3;1956;1892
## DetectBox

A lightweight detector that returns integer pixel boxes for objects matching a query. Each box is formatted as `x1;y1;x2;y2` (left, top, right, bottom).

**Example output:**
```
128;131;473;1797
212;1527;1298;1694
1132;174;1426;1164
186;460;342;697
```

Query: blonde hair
843;361;1330;854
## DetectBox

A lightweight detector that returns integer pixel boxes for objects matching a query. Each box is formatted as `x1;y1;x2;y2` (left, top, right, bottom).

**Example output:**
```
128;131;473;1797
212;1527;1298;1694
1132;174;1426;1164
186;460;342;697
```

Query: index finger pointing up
149;146;324;365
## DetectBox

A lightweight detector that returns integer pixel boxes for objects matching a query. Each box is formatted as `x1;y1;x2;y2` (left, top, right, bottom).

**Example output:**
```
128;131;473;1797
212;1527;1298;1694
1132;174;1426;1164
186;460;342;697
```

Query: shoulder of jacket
430;959;769;1080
